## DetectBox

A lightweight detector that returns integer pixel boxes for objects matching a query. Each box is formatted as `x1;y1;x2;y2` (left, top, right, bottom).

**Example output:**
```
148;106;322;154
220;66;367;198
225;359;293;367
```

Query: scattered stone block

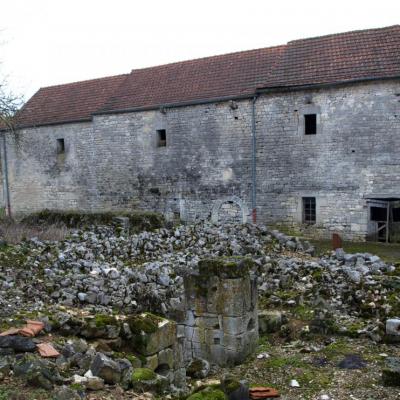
128;313;176;356
90;353;121;384
382;357;400;386
131;368;169;394
258;310;285;334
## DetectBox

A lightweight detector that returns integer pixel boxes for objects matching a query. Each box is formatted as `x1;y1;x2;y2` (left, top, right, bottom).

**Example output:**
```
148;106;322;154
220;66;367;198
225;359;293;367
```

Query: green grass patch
320;339;352;360
311;240;400;264
292;305;315;321
264;355;308;369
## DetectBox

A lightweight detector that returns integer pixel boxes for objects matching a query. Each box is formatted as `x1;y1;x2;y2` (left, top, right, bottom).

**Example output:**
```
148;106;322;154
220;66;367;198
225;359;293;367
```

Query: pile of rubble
1;220;400;398
0;222;399;326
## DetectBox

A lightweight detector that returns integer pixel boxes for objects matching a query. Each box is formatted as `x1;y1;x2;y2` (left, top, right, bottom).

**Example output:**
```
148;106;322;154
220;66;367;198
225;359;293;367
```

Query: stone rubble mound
0;221;399;328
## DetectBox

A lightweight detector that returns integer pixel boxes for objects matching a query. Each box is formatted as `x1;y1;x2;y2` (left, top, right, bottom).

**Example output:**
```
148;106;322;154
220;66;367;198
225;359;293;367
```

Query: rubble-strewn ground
0;214;399;399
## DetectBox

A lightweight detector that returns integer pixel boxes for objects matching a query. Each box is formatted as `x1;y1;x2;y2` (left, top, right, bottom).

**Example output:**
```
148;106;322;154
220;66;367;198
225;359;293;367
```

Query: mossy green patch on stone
128;313;164;335
198;257;253;279
94;314;118;328
222;377;240;394
131;368;156;382
187;387;227;400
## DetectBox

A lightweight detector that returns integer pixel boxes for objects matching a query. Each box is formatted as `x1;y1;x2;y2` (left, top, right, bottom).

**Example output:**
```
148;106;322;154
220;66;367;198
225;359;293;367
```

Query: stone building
0;25;399;240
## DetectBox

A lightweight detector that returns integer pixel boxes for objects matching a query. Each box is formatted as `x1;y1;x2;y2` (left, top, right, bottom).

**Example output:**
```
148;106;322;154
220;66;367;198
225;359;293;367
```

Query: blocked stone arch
211;196;249;224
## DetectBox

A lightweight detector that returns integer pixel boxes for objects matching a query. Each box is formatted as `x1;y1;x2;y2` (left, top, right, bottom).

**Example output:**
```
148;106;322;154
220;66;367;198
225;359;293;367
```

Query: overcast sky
1;0;399;100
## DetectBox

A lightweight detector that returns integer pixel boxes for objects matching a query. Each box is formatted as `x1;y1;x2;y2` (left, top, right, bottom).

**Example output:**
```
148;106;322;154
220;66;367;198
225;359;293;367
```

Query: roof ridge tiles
288;24;400;44
9;24;400;129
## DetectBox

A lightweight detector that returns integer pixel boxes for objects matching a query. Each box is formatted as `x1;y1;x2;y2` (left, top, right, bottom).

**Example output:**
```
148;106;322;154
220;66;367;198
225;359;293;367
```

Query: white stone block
386;319;400;336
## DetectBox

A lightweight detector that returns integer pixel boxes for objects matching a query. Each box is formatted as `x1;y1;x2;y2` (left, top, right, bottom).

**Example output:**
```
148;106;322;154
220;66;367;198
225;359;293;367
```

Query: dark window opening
303;197;316;224
393;208;400;222
57;138;65;154
304;114;317;135
157;129;166;147
370;206;387;221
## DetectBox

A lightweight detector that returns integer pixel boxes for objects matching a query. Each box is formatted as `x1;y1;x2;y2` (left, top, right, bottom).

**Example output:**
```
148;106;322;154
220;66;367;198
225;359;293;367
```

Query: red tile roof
261;25;400;88
99;45;285;113
13;74;128;128
11;25;400;128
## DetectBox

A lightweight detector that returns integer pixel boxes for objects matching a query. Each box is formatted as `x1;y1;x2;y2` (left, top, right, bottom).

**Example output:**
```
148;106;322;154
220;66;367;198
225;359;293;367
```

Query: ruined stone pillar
181;257;258;366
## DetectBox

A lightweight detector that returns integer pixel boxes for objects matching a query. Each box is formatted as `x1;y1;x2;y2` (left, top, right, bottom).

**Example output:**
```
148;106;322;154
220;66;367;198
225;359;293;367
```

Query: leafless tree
0;74;23;131
0;36;23;217
0;33;23;131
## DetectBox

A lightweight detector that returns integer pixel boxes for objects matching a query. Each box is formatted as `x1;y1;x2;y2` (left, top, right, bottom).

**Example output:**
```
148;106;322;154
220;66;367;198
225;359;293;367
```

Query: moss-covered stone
128;313;176;356
94;314;118;328
198;257;253;279
187;387;228;400
131;368;156;382
382;357;400;386
221;376;241;394
128;313;164;335
131;368;169;394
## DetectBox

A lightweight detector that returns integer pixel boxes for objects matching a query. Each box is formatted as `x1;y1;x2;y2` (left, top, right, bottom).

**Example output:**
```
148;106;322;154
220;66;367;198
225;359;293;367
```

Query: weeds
0;217;68;244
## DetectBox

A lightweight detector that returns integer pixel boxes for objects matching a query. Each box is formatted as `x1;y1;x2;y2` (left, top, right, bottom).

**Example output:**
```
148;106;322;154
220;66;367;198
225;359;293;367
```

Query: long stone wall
255;80;400;239
1;79;399;239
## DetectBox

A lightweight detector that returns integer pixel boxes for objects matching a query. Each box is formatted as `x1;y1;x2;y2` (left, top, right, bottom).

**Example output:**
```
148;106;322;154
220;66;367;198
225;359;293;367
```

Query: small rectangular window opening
304;114;317;135
303;197;316;224
57;138;65;154
157;129;166;147
370;206;387;222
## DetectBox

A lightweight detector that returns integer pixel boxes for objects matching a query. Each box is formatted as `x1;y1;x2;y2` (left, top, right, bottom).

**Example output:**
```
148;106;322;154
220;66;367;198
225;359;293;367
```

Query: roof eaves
6;117;93;131
93;93;256;116
256;75;400;93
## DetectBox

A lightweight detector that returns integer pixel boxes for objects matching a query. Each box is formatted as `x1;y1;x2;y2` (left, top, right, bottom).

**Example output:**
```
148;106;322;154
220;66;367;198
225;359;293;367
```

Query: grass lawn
310;239;400;264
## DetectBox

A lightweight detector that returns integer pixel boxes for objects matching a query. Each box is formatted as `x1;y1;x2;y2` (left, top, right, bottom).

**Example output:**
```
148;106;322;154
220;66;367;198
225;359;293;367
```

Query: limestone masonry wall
1;79;399;239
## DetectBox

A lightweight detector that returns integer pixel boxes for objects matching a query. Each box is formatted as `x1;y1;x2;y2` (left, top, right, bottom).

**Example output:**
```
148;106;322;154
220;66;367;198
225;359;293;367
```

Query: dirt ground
205;335;400;400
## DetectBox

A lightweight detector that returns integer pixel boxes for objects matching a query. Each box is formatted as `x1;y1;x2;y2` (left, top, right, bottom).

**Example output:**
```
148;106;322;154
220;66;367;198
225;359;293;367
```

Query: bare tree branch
0;34;24;132
0;79;23;131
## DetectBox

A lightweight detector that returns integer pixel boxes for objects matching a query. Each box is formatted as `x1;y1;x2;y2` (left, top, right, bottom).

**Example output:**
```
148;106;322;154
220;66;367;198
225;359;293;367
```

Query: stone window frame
298;105;322;136
296;195;321;225
156;129;167;147
302;196;316;224
56;138;65;154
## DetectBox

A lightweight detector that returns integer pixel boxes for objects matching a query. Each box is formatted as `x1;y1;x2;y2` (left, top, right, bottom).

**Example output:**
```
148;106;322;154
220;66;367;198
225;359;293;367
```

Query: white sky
1;0;399;100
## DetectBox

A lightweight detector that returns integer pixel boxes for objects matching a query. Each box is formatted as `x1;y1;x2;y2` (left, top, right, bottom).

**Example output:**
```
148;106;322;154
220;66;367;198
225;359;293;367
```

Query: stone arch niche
211;196;248;224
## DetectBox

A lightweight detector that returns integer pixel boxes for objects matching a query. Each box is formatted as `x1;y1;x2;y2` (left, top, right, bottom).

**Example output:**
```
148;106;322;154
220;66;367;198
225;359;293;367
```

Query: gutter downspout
251;94;259;224
1;132;11;217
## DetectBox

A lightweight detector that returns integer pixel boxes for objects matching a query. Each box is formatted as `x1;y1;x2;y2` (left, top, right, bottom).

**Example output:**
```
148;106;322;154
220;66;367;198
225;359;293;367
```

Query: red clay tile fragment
250;387;280;399
19;320;44;337
0;327;21;336
37;343;60;358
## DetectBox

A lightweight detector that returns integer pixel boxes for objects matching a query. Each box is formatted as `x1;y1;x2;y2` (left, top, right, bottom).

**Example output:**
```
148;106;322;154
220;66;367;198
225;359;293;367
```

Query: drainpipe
1;132;11;217
251;95;259;224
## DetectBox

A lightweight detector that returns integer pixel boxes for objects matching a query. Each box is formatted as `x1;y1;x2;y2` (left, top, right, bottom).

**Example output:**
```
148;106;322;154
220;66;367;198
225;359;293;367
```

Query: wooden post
386;202;390;243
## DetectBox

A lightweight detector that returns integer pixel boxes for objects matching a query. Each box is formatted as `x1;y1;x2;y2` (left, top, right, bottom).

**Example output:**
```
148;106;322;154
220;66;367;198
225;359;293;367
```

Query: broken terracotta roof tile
250;386;280;399
37;343;60;358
